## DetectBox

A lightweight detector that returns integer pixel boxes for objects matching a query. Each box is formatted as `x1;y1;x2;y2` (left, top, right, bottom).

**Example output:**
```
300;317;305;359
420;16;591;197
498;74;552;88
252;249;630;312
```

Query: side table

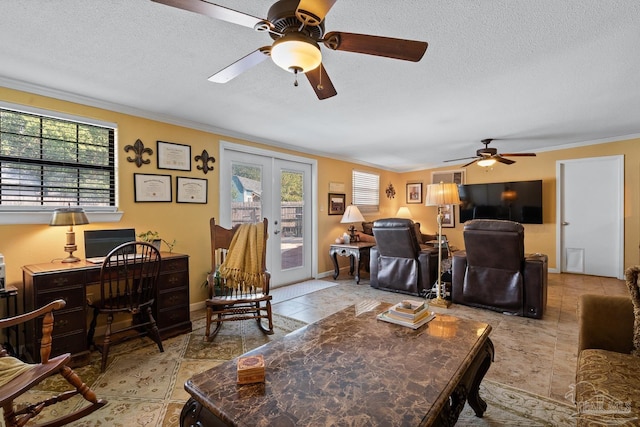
329;242;375;284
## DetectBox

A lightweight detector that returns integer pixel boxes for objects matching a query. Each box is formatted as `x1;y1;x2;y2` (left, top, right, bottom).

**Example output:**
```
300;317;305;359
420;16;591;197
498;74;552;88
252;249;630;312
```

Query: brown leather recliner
369;218;438;296
452;219;548;318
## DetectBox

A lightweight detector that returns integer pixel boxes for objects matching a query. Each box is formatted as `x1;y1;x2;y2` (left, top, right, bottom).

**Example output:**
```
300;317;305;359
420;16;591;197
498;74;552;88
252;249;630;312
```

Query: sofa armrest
523;254;548;319
578;294;634;354
451;251;467;303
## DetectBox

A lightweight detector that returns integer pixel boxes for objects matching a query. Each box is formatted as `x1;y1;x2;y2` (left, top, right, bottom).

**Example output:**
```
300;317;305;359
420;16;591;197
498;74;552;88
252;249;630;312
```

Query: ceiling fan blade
208;47;270;83
323;31;428;62
500;153;537;157
296;0;337;26
495;156;515;165
151;0;268;30
444;156;477;163
305;63;337;100
462;158;480;167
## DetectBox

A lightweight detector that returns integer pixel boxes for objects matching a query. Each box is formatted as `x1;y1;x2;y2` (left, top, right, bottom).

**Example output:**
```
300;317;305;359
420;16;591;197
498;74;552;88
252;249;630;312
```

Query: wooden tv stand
22;252;192;365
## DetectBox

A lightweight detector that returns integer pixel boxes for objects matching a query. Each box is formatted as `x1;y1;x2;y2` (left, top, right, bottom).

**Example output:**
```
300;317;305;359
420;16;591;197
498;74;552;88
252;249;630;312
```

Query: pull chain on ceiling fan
151;0;428;100
444;139;537;167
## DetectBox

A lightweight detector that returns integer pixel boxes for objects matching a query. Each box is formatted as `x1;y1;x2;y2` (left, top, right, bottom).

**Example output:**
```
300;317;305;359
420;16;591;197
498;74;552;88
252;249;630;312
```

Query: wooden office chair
205;217;273;341
0;299;106;427
87;241;164;372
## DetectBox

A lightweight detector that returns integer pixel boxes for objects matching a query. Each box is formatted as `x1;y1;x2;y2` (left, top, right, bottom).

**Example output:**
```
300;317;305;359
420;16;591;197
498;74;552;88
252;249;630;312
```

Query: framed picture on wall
328;193;346;215
157;141;191;171
441;204;455;228
431;169;465;185
406;182;422;204
176;177;208;204
134;173;172;202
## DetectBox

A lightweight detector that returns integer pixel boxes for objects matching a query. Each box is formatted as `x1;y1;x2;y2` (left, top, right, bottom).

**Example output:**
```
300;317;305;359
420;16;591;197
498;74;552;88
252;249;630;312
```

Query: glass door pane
231;163;263;227
280;170;303;270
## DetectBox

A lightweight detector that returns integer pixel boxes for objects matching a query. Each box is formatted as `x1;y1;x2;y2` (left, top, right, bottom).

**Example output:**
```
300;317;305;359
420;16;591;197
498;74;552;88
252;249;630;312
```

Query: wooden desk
22;252;191;364
181;302;494;427
329;242;375;284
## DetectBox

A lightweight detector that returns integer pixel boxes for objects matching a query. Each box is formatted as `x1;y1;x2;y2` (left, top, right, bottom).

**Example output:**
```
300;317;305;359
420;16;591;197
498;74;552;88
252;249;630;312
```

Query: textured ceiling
1;0;639;171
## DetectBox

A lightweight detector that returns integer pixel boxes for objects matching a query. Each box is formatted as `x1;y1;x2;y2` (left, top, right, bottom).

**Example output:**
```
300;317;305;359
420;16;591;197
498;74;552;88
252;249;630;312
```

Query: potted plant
137;231;176;253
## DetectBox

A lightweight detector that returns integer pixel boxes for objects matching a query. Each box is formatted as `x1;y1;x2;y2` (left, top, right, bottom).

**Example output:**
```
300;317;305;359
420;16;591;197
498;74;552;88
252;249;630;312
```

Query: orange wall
401;139;640;271
1;86;639;306
0;87;402;303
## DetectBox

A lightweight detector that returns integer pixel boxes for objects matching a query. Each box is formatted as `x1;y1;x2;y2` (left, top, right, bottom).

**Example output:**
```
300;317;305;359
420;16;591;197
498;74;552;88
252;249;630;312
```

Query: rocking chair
0;299;106;427
205;217;273;341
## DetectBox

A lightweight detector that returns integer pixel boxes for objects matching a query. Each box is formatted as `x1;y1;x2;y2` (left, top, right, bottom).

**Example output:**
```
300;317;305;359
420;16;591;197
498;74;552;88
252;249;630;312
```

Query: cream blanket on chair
218;222;267;292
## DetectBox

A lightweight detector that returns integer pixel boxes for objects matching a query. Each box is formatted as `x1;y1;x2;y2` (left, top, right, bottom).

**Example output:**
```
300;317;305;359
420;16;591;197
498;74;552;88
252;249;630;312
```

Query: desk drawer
158;305;190;328
50;331;87;357
158;270;188;291
34;307;85;337
36;286;85;310
162;257;188;272
158;288;189;310
34;271;85;291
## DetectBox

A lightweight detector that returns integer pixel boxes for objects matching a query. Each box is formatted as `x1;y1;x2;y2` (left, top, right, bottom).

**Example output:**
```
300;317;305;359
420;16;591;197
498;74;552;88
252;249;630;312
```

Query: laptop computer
84;228;137;263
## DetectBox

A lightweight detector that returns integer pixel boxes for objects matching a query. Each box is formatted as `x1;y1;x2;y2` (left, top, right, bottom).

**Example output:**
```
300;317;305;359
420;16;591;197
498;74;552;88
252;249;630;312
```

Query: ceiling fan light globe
477;158;497;167
271;34;322;73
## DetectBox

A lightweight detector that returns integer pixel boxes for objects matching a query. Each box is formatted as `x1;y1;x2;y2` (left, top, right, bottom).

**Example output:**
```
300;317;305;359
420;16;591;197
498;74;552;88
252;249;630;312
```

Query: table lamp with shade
395;206;413;219
50;207;89;263
340;205;365;242
425;182;461;308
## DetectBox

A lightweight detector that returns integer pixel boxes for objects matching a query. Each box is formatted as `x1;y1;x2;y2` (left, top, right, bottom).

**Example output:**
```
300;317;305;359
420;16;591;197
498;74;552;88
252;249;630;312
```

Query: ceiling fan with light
445;139;537;167
151;0;428;100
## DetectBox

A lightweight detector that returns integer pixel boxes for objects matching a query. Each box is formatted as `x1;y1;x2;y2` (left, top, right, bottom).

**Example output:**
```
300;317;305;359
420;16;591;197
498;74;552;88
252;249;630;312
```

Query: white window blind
352;170;379;213
0;105;116;210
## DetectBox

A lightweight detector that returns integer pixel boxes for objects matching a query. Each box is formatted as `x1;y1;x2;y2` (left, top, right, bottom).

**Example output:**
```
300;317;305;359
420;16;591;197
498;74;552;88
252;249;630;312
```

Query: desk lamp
50;207;89;263
340;205;365;242
425;182;460;308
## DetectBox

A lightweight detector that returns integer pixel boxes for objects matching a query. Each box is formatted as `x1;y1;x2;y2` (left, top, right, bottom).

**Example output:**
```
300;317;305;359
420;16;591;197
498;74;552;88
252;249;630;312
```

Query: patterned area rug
9;313;306;427
458;380;576;426
8;312;577;426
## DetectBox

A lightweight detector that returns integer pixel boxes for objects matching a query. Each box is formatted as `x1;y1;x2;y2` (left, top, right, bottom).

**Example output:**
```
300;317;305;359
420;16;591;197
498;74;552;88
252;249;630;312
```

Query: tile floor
271;272;628;402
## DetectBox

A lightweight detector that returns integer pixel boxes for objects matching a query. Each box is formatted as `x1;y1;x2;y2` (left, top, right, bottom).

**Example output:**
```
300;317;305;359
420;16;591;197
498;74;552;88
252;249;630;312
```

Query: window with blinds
352;170;380;213
0;106;115;210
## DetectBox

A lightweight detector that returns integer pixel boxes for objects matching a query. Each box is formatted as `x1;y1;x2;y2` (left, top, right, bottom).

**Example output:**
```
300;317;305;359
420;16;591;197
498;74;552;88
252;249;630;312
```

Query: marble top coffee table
180;302;494;427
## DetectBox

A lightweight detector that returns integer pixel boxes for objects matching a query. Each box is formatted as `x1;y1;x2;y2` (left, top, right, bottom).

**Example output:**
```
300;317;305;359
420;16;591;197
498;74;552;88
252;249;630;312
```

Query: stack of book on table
237;354;265;384
377;299;435;329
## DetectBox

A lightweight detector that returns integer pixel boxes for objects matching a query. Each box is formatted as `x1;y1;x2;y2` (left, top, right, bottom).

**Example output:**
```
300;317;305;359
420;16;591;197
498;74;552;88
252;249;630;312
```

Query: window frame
0;101;122;225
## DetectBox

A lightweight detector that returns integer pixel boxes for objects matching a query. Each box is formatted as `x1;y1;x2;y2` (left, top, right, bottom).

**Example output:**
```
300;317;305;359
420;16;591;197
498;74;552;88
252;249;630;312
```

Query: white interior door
557;155;624;279
220;143;315;287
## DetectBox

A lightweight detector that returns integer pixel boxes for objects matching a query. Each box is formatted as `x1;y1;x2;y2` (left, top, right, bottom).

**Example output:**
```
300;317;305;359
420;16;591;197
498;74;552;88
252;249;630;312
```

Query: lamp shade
271;33;322;73
395;206;413;219
50;207;89;226
425;182;461;207
340;205;365;224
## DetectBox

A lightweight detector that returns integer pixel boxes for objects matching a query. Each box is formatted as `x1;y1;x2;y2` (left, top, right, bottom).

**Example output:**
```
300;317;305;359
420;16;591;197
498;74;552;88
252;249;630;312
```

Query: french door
219;142;315;287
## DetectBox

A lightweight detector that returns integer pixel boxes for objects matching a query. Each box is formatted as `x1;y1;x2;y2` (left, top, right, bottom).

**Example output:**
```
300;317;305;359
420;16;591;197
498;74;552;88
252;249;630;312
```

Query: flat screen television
458;180;543;224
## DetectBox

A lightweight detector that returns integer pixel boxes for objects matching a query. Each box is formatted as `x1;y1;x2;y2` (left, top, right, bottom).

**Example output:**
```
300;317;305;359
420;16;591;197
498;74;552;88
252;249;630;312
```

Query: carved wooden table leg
331;250;340;279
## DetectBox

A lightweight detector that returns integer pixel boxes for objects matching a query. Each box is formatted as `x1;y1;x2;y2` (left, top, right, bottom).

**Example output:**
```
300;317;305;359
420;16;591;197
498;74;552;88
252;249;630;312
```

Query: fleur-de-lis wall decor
385;183;396;199
195;149;216;174
124;139;153;167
